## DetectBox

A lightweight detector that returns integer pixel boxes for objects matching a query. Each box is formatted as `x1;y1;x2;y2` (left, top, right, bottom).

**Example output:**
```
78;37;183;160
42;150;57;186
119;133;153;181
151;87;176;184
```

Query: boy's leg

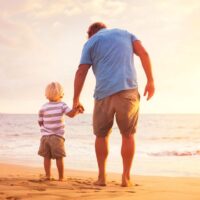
44;157;51;179
49;135;66;181
56;158;64;181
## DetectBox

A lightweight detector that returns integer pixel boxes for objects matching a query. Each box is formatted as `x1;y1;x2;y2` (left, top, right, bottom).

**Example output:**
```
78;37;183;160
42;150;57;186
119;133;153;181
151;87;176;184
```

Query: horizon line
0;112;200;115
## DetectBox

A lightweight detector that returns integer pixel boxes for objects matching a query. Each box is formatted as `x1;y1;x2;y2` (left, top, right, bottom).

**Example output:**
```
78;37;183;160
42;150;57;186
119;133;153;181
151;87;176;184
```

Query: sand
0;163;200;200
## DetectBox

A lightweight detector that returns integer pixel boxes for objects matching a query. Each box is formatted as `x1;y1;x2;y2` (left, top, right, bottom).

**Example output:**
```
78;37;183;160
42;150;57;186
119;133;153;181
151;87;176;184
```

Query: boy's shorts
93;89;140;137
38;135;66;159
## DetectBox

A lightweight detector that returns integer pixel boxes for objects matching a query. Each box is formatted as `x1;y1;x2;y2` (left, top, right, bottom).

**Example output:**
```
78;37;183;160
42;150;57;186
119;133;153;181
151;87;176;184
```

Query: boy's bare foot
58;178;67;182
93;176;106;186
121;175;133;187
40;176;55;181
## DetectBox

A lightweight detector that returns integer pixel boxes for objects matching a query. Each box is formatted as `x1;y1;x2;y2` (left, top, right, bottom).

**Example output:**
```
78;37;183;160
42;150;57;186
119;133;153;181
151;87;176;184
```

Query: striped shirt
38;101;71;137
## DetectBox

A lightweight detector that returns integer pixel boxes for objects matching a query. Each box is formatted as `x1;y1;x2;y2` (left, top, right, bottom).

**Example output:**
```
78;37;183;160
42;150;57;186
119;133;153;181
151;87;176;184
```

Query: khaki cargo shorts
38;135;66;159
93;89;140;137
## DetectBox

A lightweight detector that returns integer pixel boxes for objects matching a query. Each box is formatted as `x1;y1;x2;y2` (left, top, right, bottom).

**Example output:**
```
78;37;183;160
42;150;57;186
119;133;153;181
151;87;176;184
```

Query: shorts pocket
119;90;138;101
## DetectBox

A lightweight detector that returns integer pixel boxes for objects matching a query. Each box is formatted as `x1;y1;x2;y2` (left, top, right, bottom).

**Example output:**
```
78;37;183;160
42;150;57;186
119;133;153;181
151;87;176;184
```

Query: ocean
0;113;200;177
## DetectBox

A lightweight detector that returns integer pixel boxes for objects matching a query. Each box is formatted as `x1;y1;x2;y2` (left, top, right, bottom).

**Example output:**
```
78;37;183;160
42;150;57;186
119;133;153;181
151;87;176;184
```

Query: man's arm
73;64;91;109
133;40;155;100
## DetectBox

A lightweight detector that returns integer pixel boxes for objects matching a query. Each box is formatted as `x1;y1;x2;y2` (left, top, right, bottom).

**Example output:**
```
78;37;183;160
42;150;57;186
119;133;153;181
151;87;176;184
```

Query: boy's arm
66;108;80;118
38;109;43;126
63;103;83;118
38;121;43;126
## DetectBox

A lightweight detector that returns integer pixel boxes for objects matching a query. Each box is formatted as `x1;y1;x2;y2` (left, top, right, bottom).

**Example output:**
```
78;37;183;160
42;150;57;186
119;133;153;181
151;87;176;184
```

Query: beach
0;163;200;200
1;0;200;198
0;114;200;199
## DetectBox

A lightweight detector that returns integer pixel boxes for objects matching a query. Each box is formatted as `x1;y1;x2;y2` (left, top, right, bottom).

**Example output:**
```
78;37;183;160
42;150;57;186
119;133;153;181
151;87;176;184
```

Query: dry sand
0;163;200;200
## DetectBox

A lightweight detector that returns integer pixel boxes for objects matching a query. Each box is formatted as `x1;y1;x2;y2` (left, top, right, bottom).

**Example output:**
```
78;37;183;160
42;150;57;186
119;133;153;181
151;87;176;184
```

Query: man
73;22;155;187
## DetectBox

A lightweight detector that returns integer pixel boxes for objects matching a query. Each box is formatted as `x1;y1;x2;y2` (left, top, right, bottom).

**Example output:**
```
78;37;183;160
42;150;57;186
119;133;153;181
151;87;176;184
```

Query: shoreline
0;163;200;200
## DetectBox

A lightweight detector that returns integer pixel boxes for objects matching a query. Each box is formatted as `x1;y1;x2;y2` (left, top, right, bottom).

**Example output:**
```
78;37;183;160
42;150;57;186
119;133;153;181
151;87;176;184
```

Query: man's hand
133;41;155;101
144;80;155;100
77;105;84;113
73;99;84;113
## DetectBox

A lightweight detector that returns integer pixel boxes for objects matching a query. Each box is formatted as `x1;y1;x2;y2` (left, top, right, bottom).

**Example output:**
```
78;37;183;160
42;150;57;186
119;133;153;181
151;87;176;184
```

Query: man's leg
56;158;64;181
94;135;109;186
44;157;51;179
121;134;135;187
115;89;139;187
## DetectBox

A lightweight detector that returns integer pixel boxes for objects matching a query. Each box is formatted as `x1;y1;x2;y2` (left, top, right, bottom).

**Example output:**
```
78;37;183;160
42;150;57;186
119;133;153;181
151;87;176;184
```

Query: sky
0;0;200;114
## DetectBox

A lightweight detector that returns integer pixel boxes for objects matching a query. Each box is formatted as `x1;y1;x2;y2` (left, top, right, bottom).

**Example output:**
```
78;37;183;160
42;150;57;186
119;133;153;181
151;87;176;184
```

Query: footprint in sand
126;191;136;193
19;181;30;186
28;179;42;183
108;191;117;193
28;179;56;186
36;187;46;191
30;186;46;191
82;180;92;184
74;180;83;184
77;191;87;193
66;187;75;190
27;183;47;191
6;196;21;200
74;180;92;185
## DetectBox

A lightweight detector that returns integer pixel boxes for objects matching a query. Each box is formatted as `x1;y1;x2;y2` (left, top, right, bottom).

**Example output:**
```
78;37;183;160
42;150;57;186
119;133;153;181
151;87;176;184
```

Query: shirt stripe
38;101;71;137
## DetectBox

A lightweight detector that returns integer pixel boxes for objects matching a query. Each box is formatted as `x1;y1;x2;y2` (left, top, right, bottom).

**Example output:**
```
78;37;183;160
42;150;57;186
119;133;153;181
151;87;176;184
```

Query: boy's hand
76;105;84;113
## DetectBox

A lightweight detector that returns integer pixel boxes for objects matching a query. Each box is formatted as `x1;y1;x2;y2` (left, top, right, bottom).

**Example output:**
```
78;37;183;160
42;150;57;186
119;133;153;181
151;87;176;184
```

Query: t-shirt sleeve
62;103;72;114
80;42;93;65
130;33;139;42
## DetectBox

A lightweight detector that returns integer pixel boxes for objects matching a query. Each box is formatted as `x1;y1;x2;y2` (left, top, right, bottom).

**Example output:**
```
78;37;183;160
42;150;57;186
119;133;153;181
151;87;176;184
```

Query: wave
148;150;200;157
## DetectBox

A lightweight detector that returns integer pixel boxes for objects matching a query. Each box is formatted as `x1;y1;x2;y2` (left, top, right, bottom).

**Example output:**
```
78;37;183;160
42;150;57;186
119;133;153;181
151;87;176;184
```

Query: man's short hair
87;22;107;38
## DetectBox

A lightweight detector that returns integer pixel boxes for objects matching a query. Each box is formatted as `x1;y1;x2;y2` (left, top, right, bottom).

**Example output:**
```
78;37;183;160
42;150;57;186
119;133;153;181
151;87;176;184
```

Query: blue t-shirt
80;28;139;100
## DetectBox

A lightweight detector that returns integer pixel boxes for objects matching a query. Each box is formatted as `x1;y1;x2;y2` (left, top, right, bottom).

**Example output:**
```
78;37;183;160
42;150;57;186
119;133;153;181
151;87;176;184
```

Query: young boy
38;82;82;181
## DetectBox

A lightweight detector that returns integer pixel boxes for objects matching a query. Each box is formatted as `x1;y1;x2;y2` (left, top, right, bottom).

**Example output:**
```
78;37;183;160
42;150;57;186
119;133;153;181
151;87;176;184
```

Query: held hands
144;80;155;100
73;99;85;114
75;105;85;114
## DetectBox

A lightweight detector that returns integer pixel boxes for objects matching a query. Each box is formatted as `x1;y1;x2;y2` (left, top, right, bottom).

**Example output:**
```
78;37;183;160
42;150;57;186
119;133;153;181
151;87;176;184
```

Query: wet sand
0;163;200;200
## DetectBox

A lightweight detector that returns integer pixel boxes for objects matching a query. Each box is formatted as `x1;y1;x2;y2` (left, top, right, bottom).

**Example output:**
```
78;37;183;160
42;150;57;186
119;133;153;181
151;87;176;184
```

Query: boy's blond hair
45;82;64;102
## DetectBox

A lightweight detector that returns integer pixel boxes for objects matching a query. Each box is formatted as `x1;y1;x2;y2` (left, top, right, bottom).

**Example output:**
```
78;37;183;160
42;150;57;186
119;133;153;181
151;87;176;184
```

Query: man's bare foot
93;177;106;186
121;176;133;187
